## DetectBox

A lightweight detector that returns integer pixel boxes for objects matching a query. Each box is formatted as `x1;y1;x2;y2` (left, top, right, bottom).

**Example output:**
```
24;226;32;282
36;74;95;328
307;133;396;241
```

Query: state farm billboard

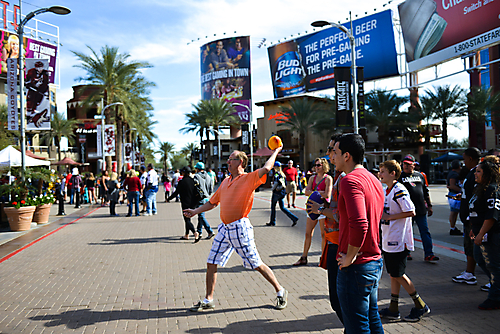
399;0;500;72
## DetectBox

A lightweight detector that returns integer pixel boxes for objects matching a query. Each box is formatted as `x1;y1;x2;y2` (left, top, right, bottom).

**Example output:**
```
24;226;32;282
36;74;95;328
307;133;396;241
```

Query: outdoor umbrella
431;152;463;162
51;157;82;166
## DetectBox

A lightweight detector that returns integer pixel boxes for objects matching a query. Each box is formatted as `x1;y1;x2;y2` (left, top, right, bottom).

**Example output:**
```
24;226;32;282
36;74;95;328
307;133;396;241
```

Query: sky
16;0;470;153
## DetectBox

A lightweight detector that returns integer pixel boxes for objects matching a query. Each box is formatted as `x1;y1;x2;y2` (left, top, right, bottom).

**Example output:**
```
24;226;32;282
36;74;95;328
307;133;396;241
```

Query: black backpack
193;177;206;204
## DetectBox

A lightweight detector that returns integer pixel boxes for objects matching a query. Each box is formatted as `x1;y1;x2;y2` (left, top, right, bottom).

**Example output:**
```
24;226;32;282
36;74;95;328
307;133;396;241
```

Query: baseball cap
402;154;415;164
274;161;281;167
195;162;205;170
180;166;191;173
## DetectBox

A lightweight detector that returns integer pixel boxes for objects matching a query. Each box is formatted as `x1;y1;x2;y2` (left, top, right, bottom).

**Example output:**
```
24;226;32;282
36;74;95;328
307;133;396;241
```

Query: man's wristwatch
318;206;325;214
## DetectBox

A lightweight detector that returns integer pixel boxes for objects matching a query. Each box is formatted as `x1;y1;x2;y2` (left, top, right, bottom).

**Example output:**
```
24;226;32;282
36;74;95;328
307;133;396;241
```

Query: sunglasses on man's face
327;146;334;152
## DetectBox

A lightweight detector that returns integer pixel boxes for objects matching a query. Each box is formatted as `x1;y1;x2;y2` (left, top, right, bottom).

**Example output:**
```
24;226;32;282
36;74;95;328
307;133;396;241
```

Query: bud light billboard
268;10;399;98
200;36;252;123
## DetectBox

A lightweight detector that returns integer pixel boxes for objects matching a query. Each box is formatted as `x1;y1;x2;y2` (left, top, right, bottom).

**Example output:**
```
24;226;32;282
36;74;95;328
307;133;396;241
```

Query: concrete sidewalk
0;189;497;333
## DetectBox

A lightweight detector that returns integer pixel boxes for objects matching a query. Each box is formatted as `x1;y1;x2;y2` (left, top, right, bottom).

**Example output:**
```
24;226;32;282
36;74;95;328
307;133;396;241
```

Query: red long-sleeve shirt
123;176;142;192
338;168;384;265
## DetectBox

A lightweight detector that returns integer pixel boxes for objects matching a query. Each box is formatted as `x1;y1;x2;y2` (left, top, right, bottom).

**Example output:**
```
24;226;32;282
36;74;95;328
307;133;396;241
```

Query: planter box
32;203;52;224
4;206;36;231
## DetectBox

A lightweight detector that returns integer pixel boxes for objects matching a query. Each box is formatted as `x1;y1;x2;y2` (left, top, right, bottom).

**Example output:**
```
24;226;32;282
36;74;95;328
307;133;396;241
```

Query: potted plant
0;167;47;231
3;196;36;231
32;192;56;224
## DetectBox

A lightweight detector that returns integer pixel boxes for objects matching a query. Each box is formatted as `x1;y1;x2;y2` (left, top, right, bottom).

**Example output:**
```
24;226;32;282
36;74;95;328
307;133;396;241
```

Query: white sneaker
481;282;491;292
452;271;477;285
143;212;151;216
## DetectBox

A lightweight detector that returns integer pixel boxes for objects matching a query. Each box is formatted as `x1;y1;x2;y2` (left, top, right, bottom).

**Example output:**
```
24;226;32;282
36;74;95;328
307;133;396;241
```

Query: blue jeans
196;198;213;235
145;187;157;214
327;243;343;324
270;190;298;225
69;187;74;204
127;191;140;216
479;233;500;301
414;214;434;257
337;258;384;334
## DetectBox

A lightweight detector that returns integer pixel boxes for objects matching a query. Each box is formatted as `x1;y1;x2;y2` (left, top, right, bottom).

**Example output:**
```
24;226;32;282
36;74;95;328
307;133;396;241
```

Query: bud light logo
273;51;306;97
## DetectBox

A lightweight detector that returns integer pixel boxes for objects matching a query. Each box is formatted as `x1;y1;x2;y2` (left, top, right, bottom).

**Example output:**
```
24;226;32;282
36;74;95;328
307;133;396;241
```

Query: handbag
313;176;330;208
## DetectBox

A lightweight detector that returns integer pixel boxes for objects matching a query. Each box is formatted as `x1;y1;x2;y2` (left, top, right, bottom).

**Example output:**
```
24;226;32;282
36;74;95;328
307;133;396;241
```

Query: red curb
0;207;100;264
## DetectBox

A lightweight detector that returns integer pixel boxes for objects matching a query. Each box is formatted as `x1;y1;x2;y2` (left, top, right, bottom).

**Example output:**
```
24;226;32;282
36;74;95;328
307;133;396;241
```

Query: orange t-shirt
209;170;266;224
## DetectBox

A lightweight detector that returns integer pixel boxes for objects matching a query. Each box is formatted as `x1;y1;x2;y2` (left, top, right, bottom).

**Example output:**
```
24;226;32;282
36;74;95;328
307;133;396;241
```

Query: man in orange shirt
184;147;288;312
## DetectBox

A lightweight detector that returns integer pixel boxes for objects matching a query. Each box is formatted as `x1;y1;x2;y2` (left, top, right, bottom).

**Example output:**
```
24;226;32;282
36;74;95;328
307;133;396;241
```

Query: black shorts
383;249;409;278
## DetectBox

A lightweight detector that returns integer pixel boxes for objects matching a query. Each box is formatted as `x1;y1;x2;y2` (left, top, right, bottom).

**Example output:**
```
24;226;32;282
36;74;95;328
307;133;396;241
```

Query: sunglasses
315;164;322;167
327;146;334;152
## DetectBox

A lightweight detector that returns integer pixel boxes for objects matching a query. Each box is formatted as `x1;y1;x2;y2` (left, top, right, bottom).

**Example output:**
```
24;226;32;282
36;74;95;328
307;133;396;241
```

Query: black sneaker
478;298;500;310
481;282;491;292
266;222;276;226
404;305;430;322
424;255;439;263
190;300;215;312
450;228;463;236
379;307;401;320
275;289;288;310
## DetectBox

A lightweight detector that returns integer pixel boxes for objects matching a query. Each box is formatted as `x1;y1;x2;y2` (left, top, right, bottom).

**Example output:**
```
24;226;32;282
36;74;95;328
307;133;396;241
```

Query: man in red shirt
333;133;385;333
123;169;142;217
283;160;298;208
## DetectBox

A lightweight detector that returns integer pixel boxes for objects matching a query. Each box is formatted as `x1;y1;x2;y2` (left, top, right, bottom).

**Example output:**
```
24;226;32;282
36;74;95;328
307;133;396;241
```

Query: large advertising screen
200;36;251;123
268;10;399;98
399;0;500;72
0;30;58;83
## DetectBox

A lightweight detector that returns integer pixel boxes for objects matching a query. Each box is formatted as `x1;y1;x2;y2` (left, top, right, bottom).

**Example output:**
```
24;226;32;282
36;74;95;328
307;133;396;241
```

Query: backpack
193;177;207;204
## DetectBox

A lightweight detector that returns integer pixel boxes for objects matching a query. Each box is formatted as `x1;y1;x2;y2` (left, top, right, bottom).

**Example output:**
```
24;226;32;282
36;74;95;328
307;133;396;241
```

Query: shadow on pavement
28;305;273;330
269;251;321;258
88;236;182;245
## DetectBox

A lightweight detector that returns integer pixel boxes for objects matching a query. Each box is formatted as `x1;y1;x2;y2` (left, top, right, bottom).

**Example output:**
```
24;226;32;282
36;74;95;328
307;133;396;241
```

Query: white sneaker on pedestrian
143;212;151;216
452;271;477;285
481;282;491;292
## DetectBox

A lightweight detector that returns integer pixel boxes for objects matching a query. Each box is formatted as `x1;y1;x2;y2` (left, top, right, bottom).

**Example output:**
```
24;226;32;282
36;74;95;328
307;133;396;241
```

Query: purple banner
25;39;57;84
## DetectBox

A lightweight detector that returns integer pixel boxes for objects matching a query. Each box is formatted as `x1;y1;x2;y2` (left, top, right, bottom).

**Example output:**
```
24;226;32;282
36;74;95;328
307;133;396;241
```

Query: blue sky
18;0;469;153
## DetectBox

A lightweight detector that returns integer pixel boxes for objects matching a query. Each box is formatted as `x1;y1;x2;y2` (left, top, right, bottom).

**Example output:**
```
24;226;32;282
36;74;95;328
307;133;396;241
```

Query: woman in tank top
293;158;332;266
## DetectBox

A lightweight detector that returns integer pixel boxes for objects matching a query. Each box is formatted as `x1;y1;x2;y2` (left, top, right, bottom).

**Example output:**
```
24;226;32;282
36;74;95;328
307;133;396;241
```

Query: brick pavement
0;189;498;333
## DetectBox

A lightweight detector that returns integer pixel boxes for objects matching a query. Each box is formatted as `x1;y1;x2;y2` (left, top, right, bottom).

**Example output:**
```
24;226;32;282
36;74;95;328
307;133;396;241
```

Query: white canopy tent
0;145;50;168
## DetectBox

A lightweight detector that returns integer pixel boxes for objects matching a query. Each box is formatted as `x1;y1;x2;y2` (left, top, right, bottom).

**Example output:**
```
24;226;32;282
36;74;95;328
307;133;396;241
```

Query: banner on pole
335;67;353;129
7;57;17;130
25;58;50;130
104;124;115;156
124;143;132;163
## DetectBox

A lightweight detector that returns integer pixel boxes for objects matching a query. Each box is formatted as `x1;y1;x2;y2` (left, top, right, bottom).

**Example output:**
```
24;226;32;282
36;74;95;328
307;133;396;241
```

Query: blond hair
110;172;118;181
315;158;330;173
379;160;402;179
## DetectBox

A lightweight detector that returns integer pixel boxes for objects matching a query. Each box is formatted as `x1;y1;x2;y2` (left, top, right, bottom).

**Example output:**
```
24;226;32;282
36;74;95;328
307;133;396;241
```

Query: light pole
312;18;358;134
18;5;71;181
122;127;136;171
94;101;123;171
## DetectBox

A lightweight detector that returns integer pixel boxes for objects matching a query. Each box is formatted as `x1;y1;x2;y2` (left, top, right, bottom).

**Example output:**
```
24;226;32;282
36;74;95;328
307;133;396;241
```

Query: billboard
268;10;399;98
25;58;50;130
399;0;500;72
200;36;251;123
0;30;58;83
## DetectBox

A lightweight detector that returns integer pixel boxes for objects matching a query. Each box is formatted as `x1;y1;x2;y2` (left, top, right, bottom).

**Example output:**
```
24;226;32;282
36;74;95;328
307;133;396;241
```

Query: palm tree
39;111;78;163
421;85;466;148
180;107;211;163
365;90;409;150
72;45;155;173
467;86;500;149
278;98;326;168
181;142;199;167
198;99;239;168
417;96;435;150
156;142;175;173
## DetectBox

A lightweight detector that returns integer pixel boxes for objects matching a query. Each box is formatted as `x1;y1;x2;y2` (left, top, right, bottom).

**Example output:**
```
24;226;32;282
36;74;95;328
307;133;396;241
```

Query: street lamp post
312;18;358;134
94;101;123;172
18;5;71;181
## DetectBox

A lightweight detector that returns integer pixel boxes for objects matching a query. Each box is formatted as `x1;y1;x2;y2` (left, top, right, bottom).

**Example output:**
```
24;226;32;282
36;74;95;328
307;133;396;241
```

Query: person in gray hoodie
194;162;214;240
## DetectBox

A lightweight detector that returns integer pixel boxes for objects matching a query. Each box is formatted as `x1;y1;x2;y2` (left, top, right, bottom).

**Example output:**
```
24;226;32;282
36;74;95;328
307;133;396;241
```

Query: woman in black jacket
167;166;200;243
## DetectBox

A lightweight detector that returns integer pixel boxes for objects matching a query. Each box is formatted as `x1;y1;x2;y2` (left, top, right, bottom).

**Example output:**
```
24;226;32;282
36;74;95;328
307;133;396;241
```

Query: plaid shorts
207;218;263;269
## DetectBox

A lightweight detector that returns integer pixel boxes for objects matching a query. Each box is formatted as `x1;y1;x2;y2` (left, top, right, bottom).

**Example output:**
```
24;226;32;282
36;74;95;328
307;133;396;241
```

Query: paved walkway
0;188;498;333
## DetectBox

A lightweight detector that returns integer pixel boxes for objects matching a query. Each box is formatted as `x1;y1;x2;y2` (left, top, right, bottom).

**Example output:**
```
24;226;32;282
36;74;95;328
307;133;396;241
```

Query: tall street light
311;19;358;134
94;102;123;172
18;5;71;181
